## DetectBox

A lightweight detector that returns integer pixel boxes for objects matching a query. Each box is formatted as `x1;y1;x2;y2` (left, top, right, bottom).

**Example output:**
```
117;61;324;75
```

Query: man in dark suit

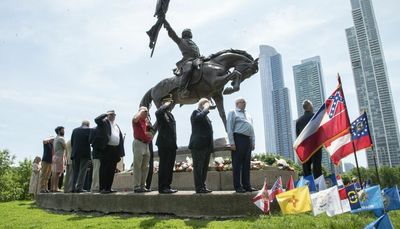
70;120;91;192
94;110;125;194
189;98;214;193
296;100;322;178
155;97;178;194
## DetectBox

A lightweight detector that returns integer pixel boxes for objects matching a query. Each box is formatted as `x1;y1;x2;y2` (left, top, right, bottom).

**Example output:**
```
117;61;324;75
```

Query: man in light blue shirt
226;98;257;193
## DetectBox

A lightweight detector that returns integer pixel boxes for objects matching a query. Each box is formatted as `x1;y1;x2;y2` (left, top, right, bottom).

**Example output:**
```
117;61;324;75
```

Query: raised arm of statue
164;20;180;44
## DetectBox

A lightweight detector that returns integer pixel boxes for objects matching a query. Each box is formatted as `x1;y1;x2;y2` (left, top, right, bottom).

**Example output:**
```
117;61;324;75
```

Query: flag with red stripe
269;176;284;202
294;82;350;164
325;112;373;165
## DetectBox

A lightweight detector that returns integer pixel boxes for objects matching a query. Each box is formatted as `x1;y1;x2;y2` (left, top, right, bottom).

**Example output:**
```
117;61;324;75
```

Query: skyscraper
346;0;400;167
259;45;294;161
293;56;333;171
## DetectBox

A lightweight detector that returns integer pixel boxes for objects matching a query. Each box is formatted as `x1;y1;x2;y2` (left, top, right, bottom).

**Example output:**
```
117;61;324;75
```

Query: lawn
0;201;399;228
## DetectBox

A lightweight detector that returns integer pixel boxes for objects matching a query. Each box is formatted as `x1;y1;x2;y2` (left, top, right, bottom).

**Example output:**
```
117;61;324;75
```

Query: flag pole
337;74;363;189
363;111;381;186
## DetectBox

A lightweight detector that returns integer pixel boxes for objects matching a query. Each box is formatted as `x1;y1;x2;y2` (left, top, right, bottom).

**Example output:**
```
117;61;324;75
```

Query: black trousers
145;142;154;190
231;133;252;190
302;148;322;178
99;145;119;191
72;157;89;191
191;148;211;191
158;147;176;190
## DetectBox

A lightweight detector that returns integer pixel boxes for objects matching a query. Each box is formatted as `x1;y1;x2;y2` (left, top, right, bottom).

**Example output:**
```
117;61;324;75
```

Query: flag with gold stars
276;186;312;214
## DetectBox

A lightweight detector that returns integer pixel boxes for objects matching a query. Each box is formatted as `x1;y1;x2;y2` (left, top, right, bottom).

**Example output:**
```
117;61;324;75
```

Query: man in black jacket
296;100;322;178
70;120;91;192
93;110;125;194
189;98;214;193
155;98;178;194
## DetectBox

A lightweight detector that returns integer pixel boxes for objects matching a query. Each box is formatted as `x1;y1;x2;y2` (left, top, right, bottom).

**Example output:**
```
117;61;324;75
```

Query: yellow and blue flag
276;186;312;214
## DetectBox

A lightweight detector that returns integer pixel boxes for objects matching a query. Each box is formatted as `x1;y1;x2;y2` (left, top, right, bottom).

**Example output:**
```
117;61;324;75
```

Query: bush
346;165;400;187
0;149;32;202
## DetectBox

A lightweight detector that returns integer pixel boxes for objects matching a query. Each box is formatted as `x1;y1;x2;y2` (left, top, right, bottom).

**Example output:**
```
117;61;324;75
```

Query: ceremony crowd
29;97;260;195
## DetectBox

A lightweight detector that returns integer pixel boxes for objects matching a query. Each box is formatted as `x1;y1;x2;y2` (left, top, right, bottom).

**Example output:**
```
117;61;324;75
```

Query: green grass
0;201;399;229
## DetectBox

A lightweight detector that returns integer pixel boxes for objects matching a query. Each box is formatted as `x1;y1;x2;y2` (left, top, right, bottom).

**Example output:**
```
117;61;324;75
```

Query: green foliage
254;153;302;176
0;149;32;202
254;153;280;165
346;166;400;187
1;201;399;228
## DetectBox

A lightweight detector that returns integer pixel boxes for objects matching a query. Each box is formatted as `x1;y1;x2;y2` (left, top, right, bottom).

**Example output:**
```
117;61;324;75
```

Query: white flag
315;175;327;191
311;186;343;217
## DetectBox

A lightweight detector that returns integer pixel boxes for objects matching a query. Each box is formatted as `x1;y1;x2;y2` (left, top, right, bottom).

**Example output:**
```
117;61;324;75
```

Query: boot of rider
179;71;191;98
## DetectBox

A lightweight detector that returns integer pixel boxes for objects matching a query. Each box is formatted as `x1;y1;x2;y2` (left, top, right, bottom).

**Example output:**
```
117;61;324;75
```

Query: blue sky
1;0;399;170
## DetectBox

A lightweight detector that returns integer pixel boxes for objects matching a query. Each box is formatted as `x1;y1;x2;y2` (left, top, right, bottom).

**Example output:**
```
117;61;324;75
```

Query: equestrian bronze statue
140;48;259;129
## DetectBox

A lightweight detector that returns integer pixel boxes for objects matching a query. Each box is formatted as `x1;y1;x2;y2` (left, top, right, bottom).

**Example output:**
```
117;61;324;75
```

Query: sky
1;0;399;170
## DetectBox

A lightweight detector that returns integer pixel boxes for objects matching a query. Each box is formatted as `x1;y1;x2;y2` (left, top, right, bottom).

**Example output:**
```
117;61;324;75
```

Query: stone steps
36;191;280;218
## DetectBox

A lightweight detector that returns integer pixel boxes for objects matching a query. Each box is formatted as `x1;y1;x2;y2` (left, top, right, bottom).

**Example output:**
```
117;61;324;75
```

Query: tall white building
259;45;294;161
346;0;400;167
293;56;333;171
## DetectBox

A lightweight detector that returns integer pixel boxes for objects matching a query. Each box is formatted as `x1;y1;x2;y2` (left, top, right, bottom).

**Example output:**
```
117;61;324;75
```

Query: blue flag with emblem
383;186;400;211
346;184;361;210
326;173;337;187
364;213;394;229
352;185;384;213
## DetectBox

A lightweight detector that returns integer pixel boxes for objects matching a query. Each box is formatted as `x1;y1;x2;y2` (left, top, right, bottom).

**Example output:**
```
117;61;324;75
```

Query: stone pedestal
112;168;297;191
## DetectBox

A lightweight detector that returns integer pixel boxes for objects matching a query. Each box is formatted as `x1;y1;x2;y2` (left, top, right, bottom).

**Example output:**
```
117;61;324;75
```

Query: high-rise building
346;0;400;167
293;56;333;171
259;45;294;161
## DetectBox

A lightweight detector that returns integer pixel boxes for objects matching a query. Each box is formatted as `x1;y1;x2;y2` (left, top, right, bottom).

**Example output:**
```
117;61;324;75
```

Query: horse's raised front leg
212;94;227;131
222;70;242;95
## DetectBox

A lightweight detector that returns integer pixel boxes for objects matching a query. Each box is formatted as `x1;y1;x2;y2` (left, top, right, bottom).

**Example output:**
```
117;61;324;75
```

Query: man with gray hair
296;100;322;178
132;106;153;193
227;97;257;193
94;110;125;194
70;120;91;192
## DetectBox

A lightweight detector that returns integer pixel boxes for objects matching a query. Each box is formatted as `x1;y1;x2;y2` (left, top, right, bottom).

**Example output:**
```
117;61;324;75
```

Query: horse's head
235;57;259;82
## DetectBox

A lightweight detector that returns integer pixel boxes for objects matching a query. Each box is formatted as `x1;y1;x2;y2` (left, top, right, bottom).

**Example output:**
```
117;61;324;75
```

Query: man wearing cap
132;107;154;193
164;20;201;98
70;120;91;192
155;97;178;194
94;110;125;194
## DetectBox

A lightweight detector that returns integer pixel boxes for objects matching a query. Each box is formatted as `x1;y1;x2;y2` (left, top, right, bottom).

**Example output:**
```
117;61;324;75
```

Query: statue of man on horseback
144;2;259;129
163;20;203;98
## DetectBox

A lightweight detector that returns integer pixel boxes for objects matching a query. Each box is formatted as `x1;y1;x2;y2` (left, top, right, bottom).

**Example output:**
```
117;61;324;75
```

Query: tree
0;149;33;202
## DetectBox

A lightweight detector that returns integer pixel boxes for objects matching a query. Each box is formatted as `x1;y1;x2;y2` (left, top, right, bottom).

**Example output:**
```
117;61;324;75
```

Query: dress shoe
40;190;48;194
144;188;152;192
134;188;146;193
245;187;258;192
159;188;178;194
196;188;212;194
235;187;246;193
100;190;111;194
110;189;117;193
76;189;88;193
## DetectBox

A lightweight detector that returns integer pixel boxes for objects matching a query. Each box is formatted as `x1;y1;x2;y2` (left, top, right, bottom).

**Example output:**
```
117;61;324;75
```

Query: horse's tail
140;88;153;109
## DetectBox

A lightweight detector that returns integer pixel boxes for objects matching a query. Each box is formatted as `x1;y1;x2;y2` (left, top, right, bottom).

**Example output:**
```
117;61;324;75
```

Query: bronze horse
140;49;259;129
